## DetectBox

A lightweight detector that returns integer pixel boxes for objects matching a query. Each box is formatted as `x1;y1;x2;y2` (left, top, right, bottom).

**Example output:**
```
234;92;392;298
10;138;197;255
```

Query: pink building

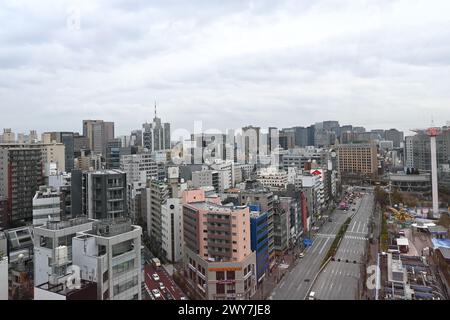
182;189;256;300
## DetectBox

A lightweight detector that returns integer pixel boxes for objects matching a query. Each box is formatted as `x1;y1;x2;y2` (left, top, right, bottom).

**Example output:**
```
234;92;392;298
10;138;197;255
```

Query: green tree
374;186;388;208
391;188;403;205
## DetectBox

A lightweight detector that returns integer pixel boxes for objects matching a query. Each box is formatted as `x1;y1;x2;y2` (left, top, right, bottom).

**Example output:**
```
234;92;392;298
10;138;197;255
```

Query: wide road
310;191;374;300
269;194;366;300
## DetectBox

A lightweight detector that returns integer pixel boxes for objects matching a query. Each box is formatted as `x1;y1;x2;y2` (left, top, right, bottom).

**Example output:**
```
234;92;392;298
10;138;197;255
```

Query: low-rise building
72;218;142;300
389;173;431;196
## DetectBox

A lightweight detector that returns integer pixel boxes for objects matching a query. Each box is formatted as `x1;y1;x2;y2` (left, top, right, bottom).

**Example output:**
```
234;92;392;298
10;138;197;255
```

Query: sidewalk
252;244;303;300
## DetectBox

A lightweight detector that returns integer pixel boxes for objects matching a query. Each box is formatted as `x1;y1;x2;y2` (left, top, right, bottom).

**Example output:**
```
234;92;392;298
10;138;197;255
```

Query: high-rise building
5;140;66;177
105;139;121;169
120;153;158;184
182;189;257;300
292;126;308;148
405;131;449;172
73;133;90;157
129;130;143;147
161;167;187;263
385;129;404;148
71;169;127;220
0;146;43;227
142;105;171;152
307;125;315;146
337;143;378;178
279;128;295;150
189;133;231;165
273;196;291;254
313;121;338;148
249;207;269;284
240;126;261;164
239;185;275;270
43;132;75;172
82;120;115;156
144;180;169;256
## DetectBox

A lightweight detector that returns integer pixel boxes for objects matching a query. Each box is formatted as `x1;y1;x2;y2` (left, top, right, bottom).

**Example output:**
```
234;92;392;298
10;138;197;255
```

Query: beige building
337;143;378;176
0;141;65;177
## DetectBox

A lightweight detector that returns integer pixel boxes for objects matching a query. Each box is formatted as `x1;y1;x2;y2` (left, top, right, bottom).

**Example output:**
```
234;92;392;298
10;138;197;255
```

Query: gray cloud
1;0;450;137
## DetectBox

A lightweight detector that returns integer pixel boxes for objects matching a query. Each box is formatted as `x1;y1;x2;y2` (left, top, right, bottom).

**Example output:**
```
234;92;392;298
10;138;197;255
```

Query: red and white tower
412;126;449;215
426;127;440;215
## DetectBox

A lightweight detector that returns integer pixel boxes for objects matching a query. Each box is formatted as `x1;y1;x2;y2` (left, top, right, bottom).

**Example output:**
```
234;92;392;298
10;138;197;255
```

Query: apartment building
182;189;256;300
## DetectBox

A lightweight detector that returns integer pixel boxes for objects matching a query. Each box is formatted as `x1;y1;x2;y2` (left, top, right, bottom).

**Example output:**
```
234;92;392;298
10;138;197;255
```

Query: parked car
152;273;160;281
299;252;305;258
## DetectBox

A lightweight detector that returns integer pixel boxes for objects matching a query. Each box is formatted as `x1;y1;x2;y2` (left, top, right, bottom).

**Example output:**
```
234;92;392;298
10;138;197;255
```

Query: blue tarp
431;238;450;249
303;238;313;247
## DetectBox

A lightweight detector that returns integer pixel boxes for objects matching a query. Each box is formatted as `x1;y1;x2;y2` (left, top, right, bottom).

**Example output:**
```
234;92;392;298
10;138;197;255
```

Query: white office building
72;218;142;300
33;217;95;288
120;153;158;184
161;198;184;263
257;167;288;191
32;186;62;226
0;247;7;300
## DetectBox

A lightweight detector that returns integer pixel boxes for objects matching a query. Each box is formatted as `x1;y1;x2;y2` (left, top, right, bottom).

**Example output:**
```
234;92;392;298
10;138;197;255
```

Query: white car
159;282;166;290
152;289;161;298
299;253;305;258
152;273;160;281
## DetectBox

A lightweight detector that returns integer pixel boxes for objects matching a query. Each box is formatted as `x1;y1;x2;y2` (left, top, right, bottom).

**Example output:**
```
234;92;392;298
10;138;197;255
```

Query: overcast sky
1;0;450;137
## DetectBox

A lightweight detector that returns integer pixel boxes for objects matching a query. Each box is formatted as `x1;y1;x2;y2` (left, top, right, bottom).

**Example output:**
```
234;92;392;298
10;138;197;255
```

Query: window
216;284;225;294
216;271;225;280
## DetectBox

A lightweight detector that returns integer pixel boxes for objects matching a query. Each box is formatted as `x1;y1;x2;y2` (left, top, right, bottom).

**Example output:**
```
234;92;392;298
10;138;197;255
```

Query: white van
308;291;316;300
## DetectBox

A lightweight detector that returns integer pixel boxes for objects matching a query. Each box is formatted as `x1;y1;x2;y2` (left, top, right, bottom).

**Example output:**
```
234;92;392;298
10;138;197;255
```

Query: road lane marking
319;237;330;255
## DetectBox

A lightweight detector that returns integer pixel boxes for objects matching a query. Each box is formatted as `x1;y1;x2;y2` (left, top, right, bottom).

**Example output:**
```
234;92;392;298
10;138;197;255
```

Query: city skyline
1;1;450;135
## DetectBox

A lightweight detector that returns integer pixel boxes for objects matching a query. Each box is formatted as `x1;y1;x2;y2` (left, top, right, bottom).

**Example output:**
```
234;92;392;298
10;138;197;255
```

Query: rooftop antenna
154;99;157;119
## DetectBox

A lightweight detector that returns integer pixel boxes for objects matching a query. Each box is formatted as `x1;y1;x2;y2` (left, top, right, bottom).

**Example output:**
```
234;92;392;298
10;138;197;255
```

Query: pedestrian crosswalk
344;235;368;241
316;233;335;238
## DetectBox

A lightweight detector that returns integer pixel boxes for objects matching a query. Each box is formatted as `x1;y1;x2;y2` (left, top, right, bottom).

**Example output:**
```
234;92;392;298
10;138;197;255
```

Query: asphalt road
269;197;364;300
310;191;375;300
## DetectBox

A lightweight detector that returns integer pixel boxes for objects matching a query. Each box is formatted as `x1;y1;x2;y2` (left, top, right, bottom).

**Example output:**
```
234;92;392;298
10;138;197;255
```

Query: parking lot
143;263;187;300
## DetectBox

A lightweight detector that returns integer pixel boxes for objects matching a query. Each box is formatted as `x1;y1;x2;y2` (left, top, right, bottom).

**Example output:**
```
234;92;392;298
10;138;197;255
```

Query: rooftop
88;218;137;237
187;201;247;213
431;238;450;250
437;247;450;260
39;217;95;231
389;173;430;182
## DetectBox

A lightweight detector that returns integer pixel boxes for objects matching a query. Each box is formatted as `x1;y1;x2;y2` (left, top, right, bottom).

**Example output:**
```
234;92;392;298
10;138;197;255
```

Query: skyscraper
82;120;115;156
142;104;171;152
